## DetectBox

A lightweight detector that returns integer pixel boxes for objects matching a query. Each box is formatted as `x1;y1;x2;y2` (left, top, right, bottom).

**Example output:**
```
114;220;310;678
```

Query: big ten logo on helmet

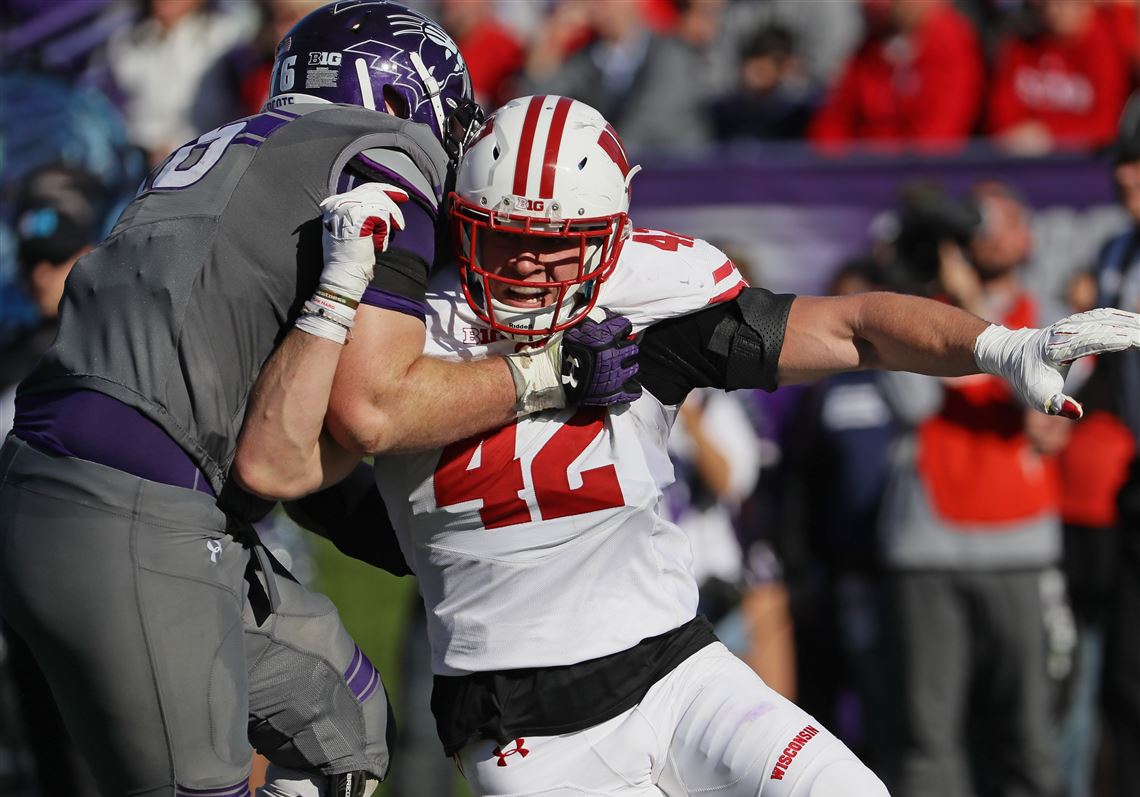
514;197;545;212
309;51;342;66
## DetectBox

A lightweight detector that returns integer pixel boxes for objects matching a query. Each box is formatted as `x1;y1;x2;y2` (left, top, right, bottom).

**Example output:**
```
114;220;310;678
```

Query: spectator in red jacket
438;0;525;110
1097;0;1139;87
987;0;1129;154
809;0;984;153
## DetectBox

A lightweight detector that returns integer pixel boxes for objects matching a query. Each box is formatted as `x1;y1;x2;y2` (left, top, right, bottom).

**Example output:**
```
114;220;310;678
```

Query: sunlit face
479;230;583;308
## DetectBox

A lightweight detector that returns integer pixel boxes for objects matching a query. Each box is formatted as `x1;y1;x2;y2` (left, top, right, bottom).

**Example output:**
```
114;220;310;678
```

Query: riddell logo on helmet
514;197;545;212
769;725;820;780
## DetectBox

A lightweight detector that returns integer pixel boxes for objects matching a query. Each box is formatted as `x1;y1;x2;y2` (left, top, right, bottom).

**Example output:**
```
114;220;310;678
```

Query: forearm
852;292;989;375
777;293;988;383
328;351;518;455
326;306;518;455
234;329;361;499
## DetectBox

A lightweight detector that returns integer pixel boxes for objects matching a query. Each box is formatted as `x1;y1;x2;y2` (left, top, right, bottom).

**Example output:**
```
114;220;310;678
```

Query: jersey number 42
433;407;624;529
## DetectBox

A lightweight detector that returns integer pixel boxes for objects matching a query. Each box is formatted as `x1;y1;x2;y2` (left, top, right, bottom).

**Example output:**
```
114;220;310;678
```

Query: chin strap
409;51;446;138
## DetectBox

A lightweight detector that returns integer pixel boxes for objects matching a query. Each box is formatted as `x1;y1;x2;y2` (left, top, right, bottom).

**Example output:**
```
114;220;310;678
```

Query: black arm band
283;462;411;576
707;288;794;391
637;288;794;405
368;246;431;305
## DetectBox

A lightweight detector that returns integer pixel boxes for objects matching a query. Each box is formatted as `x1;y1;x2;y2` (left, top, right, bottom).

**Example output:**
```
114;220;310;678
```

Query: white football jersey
372;229;748;675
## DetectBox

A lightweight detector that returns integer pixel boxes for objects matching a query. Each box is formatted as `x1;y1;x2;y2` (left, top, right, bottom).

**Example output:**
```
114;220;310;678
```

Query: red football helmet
449;95;640;339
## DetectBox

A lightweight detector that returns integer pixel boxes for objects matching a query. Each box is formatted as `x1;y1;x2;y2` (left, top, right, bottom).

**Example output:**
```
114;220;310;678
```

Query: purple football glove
561;309;642;406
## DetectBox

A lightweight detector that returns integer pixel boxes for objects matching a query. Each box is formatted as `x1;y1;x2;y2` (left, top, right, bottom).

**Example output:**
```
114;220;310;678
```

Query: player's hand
504;309;641;415
974;308;1140;419
298;184;408;344
319;182;408;303
561;308;641;406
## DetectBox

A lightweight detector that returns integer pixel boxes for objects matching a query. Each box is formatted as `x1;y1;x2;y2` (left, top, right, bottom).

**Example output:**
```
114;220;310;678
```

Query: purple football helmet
267;0;481;157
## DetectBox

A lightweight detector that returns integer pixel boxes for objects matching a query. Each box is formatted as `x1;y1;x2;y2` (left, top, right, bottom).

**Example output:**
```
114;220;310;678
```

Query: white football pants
457;642;889;797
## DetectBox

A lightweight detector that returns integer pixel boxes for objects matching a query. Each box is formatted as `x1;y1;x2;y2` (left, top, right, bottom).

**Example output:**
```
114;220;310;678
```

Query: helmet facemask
449;96;639;340
451;197;628;340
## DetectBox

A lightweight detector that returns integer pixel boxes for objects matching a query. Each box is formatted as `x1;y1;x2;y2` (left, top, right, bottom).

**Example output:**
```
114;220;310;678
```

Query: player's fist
561;308;641;406
504;309;641;415
974;308;1140;419
319;183;408;303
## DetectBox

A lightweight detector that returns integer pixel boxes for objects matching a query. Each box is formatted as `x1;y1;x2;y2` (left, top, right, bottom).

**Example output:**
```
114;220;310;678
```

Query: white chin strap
409;52;447;135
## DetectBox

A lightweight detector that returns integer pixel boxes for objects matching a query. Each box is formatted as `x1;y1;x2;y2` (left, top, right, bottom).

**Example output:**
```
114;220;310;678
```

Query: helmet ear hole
382;86;409;119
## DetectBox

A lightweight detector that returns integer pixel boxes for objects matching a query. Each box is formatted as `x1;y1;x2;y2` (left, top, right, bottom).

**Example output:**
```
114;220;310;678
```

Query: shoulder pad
352;148;439;212
600;229;748;332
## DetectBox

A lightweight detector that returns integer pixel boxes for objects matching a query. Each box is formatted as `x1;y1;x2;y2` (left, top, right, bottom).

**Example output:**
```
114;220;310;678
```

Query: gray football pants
0;436;392;796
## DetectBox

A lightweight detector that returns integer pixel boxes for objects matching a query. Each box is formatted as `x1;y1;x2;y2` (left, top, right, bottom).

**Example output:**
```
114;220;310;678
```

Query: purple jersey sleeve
360;287;428;320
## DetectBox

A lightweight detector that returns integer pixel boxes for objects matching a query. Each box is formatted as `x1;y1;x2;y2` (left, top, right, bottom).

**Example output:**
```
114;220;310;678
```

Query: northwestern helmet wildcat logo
341;13;468;117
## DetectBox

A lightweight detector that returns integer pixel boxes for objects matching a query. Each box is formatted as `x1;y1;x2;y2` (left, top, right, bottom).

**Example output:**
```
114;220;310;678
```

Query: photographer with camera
878;181;1070;796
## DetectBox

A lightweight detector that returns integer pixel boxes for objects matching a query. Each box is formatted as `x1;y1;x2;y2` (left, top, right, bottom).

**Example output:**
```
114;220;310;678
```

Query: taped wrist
296;286;359;344
369;246;430;305
973;323;1033;377
505;340;566;415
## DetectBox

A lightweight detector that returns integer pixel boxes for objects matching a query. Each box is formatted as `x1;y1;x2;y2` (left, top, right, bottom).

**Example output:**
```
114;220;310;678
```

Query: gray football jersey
20;103;449;494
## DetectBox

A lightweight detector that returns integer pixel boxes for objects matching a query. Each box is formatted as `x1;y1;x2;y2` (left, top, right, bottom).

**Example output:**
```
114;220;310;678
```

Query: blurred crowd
2;0;1139;166
2;1;1140;796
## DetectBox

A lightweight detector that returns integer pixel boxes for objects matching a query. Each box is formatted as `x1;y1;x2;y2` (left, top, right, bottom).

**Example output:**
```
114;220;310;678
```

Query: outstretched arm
778;293;987;382
778;292;1139;417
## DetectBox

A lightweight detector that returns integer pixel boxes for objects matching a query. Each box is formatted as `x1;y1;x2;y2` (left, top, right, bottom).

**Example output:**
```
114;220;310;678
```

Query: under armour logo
563;355;582;389
492;738;529;767
206;540;223;563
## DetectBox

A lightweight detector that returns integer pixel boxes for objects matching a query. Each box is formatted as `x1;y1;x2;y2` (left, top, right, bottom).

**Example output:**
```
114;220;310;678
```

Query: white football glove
319;182;408;302
297;183;408;344
974;308;1140;419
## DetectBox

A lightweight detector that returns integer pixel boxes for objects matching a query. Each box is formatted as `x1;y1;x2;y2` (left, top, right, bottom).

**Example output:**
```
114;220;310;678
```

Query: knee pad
805;759;889;797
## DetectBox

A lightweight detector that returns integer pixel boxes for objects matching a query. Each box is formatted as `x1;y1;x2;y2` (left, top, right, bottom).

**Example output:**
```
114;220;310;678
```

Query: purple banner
630;146;1127;313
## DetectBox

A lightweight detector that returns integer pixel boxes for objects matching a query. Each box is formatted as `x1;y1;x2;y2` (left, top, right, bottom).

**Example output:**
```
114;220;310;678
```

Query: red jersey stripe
709;280;748;305
712;259;736;283
513;96;545;196
539;96;574;198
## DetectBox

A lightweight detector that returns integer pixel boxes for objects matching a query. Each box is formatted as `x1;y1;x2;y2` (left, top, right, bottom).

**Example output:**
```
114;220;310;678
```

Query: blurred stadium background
2;1;1140;797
